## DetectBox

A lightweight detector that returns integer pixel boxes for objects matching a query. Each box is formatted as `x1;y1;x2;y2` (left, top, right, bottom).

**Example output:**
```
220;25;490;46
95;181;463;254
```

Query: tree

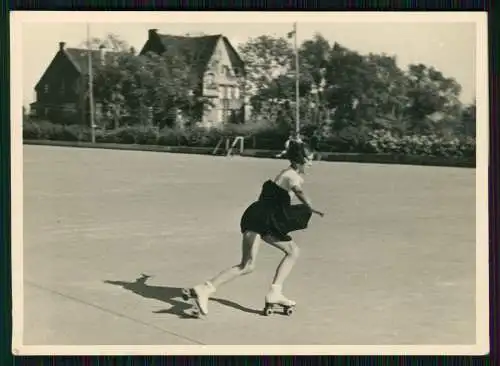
298;33;330;87
241;33;468;140
237;35;294;112
92;36;214;129
242;34;332;130
80;32;131;52
321;43;373;130
459;100;476;137
403;63;462;134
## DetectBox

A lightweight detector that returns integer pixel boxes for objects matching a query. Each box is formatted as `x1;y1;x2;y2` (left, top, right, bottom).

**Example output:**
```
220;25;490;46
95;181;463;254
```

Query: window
231;86;240;100
219;85;231;99
60;81;65;94
44;84;49;94
221;98;230;123
205;72;215;88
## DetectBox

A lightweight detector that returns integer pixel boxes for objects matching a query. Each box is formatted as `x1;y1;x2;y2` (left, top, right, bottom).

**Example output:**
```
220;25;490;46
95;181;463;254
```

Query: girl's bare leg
262;235;300;306
193;231;261;314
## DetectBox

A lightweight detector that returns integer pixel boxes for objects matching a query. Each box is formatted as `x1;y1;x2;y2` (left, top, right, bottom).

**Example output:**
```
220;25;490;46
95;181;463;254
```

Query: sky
18;12;479;108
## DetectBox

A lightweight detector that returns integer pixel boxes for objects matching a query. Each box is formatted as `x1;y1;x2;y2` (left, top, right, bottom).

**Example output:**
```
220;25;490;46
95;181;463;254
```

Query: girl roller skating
183;140;324;317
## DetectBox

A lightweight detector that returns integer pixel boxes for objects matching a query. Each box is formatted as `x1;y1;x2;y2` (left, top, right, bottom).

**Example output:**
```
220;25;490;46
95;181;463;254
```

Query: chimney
99;44;106;65
59;42;66;51
130;46;136;55
148;29;158;39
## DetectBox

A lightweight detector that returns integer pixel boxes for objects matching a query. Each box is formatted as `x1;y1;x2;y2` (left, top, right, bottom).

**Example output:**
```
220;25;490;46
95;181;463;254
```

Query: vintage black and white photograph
11;11;489;355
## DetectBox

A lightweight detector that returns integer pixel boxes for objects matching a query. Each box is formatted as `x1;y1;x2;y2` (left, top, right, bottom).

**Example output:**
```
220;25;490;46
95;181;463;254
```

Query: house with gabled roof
30;42;119;125
140;29;246;126
31;30;246;127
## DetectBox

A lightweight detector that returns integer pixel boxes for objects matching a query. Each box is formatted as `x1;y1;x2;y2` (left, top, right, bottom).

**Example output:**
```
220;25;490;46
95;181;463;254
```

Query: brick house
30;42;118;125
140;29;246;126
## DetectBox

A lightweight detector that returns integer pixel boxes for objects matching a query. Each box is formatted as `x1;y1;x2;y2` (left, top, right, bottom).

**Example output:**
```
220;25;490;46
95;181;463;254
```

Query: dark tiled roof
153;33;244;77
64;48;119;74
221;37;245;73
156;34;219;77
34;47;122;90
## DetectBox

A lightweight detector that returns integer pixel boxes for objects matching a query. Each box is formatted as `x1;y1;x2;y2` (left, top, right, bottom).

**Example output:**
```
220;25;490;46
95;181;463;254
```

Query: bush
23;120;43;140
183;126;220;147
97;126;159;145
236;119;289;150
320;127;375;153
134;126;160;145
158;127;185;146
110;127;138;144
23;119;90;142
366;130;475;158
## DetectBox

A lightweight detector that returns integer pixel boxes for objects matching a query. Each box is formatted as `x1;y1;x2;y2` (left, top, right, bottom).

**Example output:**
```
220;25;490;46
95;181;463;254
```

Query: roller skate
181;282;215;318
263;285;296;316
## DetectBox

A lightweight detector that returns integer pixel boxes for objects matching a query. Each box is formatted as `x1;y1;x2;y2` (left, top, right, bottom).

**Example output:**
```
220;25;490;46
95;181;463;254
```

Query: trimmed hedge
366;130;476;159
23;140;475;168
23;120;91;142
22;119;475;160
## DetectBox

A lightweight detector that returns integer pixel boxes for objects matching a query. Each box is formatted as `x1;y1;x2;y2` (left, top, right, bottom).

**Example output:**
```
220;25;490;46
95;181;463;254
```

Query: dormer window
205;72;215;89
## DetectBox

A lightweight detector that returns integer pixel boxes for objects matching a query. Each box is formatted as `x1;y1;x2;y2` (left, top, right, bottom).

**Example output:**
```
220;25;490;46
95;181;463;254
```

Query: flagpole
87;23;96;143
294;22;300;135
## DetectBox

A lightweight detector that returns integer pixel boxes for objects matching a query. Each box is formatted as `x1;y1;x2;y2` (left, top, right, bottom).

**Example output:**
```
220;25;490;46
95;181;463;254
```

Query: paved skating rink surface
23;145;476;346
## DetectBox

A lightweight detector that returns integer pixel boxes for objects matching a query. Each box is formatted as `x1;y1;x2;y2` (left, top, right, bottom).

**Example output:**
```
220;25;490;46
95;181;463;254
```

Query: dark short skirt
240;200;313;242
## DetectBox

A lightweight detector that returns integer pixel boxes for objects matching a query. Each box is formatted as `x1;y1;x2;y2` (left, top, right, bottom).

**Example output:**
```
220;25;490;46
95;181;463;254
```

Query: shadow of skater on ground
209;298;263;316
103;274;262;318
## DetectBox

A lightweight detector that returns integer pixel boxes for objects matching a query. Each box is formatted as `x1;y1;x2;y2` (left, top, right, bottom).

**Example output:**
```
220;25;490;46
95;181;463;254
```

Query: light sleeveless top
274;168;304;199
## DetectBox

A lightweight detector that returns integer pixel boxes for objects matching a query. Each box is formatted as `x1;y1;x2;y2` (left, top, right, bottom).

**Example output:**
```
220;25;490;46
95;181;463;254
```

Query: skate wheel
181;288;191;301
187;308;201;318
264;307;273;316
285;307;294;316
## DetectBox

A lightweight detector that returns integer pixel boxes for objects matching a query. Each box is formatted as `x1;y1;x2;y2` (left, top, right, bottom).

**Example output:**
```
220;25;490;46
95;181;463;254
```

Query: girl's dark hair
286;140;307;165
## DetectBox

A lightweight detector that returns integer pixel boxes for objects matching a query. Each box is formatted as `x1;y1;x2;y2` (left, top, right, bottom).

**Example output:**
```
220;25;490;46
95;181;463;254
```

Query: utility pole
293;22;300;135
87;23;96;143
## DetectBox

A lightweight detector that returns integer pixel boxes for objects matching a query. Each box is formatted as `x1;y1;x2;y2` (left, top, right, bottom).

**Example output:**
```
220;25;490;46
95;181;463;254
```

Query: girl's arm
291;186;324;217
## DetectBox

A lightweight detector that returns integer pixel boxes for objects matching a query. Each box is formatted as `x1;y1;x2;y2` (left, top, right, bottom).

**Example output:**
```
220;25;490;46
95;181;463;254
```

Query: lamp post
87;23;96;143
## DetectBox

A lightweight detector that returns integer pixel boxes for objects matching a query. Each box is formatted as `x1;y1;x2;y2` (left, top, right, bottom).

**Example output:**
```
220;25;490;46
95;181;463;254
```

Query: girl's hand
313;209;324;217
